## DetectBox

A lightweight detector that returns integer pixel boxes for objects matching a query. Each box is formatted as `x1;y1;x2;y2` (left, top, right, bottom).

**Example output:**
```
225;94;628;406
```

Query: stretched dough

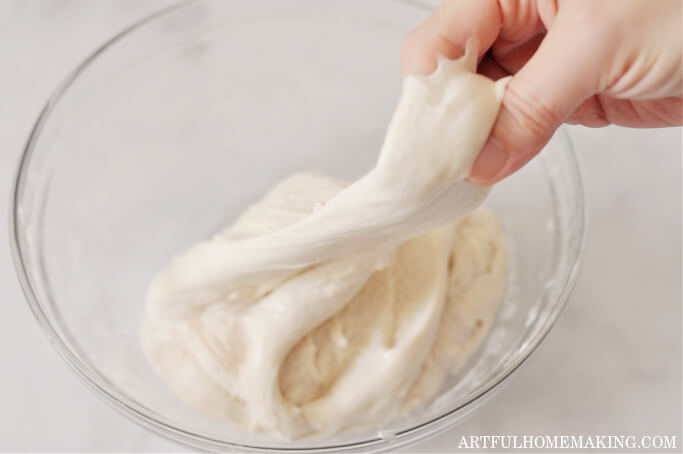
141;47;508;438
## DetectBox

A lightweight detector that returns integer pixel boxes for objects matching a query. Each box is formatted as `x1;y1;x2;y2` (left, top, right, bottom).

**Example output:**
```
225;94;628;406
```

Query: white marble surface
0;1;680;452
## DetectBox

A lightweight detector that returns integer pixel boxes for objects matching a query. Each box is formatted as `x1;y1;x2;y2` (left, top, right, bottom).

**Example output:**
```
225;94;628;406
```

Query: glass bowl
10;1;586;452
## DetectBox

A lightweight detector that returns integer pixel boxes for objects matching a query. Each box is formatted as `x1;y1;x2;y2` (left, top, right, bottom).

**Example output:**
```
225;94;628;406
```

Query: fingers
403;0;611;185
401;0;502;76
468;15;603;185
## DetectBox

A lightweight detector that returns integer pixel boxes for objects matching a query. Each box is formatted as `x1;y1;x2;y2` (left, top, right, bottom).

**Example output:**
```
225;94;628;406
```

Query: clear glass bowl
10;1;585;452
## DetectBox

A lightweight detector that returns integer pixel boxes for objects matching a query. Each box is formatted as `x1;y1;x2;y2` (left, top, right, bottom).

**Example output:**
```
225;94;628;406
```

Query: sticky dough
141;47;509;438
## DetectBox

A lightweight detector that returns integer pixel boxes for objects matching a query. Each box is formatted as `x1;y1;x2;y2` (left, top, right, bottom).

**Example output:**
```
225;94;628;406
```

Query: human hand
402;0;682;185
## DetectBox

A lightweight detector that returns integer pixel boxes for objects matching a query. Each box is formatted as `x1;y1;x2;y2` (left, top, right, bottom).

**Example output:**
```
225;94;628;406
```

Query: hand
402;0;683;185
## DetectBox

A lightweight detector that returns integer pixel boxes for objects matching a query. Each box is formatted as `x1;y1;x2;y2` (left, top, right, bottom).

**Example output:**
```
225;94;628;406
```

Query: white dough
141;46;509;438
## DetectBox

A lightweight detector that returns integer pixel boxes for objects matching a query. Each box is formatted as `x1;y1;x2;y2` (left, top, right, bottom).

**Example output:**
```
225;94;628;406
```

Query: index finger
401;0;502;76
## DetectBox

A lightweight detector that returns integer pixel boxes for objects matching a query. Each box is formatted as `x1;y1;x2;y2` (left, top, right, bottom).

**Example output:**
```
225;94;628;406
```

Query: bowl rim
9;1;587;452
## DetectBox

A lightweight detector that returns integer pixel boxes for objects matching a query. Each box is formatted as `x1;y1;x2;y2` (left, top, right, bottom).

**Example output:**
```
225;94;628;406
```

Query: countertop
0;1;680;452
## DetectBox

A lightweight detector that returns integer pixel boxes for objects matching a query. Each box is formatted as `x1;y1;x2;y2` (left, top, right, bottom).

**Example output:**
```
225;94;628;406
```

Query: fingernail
468;137;507;185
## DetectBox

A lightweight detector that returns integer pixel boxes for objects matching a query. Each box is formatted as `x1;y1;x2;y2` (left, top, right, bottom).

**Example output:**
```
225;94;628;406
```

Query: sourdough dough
141;47;509;438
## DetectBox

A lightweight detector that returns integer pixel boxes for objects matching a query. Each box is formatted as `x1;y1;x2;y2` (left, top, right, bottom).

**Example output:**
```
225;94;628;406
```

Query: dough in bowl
141;45;509;438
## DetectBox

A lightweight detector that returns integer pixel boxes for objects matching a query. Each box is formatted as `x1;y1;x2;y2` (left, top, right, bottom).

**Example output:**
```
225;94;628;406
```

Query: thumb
468;17;601;185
